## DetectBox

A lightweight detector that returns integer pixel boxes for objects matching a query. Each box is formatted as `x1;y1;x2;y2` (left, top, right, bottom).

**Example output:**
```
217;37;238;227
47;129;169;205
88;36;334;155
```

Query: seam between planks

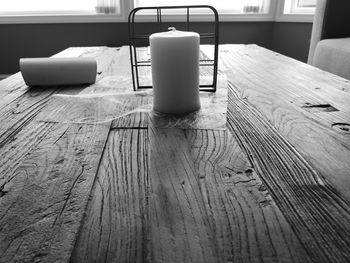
226;81;350;263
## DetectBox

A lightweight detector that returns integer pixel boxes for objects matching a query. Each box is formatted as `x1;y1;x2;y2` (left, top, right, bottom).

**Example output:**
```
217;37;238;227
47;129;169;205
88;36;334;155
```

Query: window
134;0;270;14
0;0;120;15
297;0;317;7
284;0;316;14
274;0;316;22
0;0;315;23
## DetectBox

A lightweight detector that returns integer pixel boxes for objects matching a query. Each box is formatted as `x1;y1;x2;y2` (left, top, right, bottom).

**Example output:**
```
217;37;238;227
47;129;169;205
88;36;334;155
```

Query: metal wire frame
128;5;219;92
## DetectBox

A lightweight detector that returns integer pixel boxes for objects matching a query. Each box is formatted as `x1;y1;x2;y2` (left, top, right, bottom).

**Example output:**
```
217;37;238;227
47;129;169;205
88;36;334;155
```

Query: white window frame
131;0;276;22
275;0;315;22
0;0;131;24
0;0;314;24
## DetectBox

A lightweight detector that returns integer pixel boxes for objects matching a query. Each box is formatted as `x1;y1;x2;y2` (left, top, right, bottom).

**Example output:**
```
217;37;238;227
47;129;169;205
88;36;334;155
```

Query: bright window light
1;0;95;12
0;0;120;14
134;0;270;14
284;0;316;14
297;0;316;7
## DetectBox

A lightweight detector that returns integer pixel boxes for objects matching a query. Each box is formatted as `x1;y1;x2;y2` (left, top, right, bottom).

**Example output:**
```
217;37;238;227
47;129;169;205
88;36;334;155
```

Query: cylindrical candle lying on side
150;27;200;115
20;57;97;86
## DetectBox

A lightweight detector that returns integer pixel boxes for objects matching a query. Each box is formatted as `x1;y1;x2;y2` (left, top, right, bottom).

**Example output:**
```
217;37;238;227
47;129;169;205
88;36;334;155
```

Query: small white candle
150;27;200;115
20;58;97;86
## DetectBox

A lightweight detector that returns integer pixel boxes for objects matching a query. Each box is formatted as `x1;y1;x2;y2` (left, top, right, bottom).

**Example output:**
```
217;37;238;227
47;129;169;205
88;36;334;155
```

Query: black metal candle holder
128;5;219;92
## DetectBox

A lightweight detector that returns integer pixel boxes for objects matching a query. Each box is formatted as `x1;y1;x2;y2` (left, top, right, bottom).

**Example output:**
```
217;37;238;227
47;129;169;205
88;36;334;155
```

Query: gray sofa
308;0;350;80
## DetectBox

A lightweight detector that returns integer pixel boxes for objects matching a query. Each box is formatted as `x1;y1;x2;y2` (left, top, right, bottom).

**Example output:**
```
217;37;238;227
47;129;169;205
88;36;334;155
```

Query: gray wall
0;21;311;74
271;22;313;62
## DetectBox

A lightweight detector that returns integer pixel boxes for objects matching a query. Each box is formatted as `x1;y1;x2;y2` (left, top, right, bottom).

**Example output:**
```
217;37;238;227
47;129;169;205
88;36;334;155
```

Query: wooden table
0;45;350;263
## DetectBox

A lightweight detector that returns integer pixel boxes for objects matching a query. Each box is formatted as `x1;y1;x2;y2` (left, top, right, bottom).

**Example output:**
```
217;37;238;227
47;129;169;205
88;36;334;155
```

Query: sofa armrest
307;0;327;64
308;0;350;65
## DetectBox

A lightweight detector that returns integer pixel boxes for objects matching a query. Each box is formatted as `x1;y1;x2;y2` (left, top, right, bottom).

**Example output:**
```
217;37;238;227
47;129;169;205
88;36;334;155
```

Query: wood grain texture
0;74;28;109
147;127;310;263
0;45;126;161
214;45;350;202
186;129;311;263
72;126;310;262
148;127;216;263
227;83;350;262
0;87;113;190
1;45;350;263
0;45;130;185
0;122;110;263
71;129;149;263
0;87;57;145
0;91;113;262
0;87;60;192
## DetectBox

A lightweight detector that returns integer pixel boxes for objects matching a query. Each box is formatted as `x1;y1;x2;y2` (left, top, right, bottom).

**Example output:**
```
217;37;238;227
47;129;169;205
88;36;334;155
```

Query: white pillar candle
150;27;200;115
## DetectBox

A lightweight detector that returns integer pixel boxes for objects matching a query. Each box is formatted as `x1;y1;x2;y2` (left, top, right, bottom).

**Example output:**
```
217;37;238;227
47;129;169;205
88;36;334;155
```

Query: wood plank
52;46;101;58
0;118;56;189
0;74;30;109
0;46;117;199
0;88;60;189
148;127;216;263
0;47;120;262
0;46;126;152
66;46;125;78
0;122;110;262
0;92;113;262
71;129;149;263
147;127;310;263
0;87;112;188
0;87;57;145
216;44;350;94
41;92;151;129
186;129;311;263
217;45;350;124
227;85;350;263
71;112;310;262
216;45;350;203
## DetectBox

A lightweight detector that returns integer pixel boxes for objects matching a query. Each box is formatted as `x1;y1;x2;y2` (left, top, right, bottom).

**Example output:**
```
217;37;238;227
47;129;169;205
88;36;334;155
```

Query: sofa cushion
313;38;350;80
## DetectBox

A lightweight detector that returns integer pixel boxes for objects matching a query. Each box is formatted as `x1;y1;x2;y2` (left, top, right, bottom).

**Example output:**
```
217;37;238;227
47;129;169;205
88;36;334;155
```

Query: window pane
134;0;270;14
0;0;121;14
297;0;316;7
1;0;96;12
284;0;315;14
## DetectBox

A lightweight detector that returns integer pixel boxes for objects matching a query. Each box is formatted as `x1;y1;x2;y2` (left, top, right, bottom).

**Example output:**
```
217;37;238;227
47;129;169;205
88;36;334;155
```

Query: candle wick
168;27;176;32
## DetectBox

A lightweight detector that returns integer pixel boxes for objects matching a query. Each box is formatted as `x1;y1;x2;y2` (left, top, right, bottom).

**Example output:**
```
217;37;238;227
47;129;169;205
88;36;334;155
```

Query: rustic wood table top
0;45;350;263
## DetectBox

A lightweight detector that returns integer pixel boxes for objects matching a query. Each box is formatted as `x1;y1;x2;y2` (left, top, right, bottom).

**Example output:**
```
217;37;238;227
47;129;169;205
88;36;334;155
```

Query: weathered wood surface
72;125;310;263
71;129;149;263
147;127;310;263
0;96;111;262
209;44;350;262
1;44;350;263
0;47;126;262
227;85;350;262
0;46;125;193
212;45;350;200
